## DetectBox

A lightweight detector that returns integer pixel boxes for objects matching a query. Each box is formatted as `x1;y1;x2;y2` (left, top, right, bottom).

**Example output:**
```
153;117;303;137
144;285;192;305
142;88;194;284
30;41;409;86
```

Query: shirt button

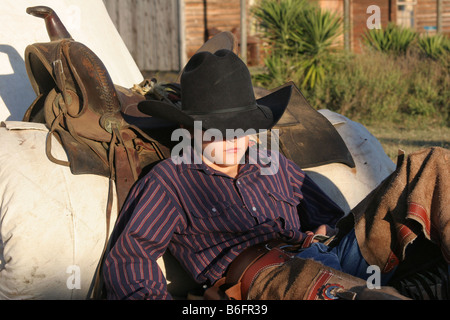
252;206;257;211
212;208;217;213
237;181;241;185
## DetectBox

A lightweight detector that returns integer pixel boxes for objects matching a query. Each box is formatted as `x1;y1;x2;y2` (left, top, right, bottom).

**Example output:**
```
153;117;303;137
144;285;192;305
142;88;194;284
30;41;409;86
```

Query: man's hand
311;224;337;243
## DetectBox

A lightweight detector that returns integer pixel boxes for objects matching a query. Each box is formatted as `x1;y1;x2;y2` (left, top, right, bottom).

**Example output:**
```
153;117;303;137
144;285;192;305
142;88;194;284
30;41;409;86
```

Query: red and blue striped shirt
103;147;344;299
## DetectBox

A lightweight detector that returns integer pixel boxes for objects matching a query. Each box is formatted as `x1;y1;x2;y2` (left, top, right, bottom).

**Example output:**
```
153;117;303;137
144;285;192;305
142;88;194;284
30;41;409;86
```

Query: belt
203;240;300;300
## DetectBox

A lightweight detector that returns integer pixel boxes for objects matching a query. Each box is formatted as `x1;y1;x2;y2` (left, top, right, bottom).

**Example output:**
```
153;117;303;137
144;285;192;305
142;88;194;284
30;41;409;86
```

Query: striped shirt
103;146;344;299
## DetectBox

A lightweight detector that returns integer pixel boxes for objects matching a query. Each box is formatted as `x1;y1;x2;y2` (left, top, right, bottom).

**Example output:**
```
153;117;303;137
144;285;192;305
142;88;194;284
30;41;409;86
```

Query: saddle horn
26;6;73;41
24;5;124;137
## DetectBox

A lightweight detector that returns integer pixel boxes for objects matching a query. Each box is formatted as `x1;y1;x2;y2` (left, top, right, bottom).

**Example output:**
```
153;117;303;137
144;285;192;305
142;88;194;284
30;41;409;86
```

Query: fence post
240;0;248;63
344;0;351;51
437;0;443;33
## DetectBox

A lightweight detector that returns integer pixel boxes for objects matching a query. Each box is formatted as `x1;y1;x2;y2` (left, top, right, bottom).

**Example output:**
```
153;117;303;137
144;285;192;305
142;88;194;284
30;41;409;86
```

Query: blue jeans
296;230;396;285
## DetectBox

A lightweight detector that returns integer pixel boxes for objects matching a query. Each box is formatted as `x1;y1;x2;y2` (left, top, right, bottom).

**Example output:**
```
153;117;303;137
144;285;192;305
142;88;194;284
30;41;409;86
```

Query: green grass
364;124;450;161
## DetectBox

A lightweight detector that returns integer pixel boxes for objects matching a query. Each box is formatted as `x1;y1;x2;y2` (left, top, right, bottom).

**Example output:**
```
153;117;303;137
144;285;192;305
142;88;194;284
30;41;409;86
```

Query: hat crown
137;48;292;135
180;49;257;115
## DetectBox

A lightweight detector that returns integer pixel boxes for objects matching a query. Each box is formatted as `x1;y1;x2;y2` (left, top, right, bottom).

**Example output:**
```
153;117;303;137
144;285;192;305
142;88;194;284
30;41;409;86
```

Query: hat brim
137;85;292;135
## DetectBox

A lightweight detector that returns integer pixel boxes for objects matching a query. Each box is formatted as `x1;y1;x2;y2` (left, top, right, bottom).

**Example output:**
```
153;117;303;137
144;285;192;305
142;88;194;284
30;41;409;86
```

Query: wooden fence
103;0;182;72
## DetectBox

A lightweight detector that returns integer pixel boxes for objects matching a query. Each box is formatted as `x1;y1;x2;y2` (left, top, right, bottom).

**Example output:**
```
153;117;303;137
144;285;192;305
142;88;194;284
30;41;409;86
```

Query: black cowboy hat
138;49;292;134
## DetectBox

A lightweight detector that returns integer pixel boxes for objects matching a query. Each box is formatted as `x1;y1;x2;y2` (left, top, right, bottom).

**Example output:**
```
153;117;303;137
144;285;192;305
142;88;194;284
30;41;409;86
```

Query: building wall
415;0;450;34
317;0;345;48
184;0;252;58
350;0;393;52
319;0;450;51
104;0;251;71
186;0;237;56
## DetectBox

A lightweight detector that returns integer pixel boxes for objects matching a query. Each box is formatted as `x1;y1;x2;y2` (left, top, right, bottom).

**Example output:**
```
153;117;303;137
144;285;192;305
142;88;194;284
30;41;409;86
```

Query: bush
251;0;449;127
363;23;450;63
253;52;304;88
305;50;449;126
307;51;404;122
252;0;342;89
417;33;450;62
363;23;417;55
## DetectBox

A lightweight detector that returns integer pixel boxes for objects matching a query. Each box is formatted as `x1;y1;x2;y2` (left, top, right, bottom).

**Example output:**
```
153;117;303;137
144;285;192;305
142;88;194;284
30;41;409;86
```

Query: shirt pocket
267;191;299;208
267;191;301;229
187;200;254;233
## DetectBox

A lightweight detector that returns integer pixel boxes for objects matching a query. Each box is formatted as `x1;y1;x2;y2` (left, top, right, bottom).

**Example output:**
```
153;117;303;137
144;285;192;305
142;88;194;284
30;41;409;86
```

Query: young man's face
194;128;249;167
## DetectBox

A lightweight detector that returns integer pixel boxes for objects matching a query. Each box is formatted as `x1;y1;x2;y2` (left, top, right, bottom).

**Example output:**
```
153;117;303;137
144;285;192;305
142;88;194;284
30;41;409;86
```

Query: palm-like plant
363;23;417;55
295;7;342;54
417;34;450;61
295;8;342;88
253;0;309;55
252;0;343;89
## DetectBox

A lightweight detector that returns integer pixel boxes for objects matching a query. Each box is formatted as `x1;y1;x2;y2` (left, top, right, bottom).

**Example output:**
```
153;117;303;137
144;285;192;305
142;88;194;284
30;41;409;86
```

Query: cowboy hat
137;49;292;134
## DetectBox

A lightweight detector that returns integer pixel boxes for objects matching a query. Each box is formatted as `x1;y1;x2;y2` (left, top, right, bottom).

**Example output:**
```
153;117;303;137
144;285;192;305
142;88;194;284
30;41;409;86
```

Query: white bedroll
305;109;396;214
0;121;118;299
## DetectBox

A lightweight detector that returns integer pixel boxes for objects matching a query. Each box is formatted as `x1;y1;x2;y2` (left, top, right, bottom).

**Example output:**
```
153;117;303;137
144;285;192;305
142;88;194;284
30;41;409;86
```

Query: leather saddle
23;6;175;212
256;82;355;169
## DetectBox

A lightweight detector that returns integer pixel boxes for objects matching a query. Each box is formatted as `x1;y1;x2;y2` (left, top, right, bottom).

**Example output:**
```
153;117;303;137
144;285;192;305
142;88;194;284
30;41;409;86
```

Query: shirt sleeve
103;171;183;300
298;174;345;231
286;158;344;231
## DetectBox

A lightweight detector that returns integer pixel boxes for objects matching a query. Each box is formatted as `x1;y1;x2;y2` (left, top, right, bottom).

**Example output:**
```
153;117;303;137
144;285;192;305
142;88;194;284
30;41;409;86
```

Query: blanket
337;147;450;273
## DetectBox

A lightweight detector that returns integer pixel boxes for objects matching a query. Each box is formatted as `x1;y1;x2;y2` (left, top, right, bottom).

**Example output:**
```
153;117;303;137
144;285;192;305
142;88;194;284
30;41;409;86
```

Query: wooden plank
135;0;150;70
103;0;181;71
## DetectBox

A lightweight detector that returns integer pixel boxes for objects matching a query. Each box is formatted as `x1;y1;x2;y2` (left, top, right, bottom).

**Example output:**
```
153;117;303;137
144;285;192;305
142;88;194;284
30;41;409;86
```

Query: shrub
363;23;450;63
252;0;342;89
363;23;417;55
417;33;450;62
252;52;304;88
305;50;449;126
251;0;449;127
308;51;406;122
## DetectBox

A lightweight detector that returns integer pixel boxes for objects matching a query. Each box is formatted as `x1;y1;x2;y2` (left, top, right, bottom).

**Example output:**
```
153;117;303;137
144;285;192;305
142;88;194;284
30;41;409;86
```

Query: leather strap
204;241;296;300
224;242;275;285
239;247;293;299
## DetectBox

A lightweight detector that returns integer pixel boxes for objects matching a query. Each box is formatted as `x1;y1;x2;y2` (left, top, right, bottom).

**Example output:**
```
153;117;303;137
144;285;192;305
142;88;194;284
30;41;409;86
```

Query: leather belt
204;240;298;300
